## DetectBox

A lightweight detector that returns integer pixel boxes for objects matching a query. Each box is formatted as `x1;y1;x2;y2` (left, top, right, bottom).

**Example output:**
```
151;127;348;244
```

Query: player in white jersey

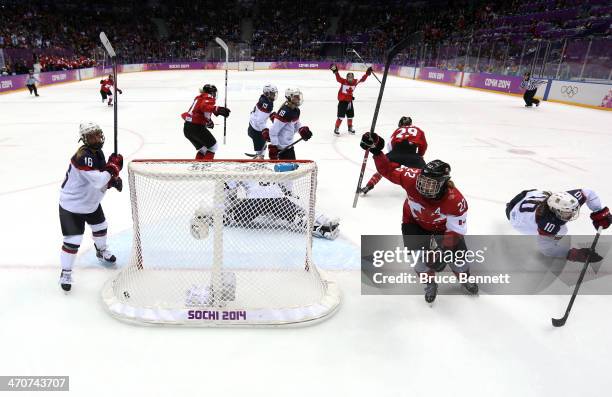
247;84;277;159
58;122;123;292
265;88;313;160
506;189;611;262
190;168;340;241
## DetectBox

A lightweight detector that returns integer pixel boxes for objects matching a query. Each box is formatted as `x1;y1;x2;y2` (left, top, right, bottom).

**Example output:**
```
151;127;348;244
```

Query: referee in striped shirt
520;72;546;107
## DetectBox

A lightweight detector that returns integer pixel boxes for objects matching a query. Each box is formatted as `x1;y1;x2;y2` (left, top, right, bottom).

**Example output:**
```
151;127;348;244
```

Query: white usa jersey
249;95;273;132
269;104;301;148
59;146;112;214
508;188;601;257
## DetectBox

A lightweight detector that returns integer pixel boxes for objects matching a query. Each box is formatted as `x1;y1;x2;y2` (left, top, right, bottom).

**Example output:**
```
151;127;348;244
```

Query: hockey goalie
189;179;340;241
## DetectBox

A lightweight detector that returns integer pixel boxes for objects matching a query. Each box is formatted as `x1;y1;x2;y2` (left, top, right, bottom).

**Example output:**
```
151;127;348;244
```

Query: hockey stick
352;38;411;208
346;48;381;84
215;37;229;145
279;138;303;155
99;32;118;154
551;227;603;327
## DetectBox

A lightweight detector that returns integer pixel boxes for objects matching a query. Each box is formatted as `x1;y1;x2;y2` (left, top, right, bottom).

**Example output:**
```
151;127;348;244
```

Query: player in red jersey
360;132;478;303
99;74;122;106
330;64;372;135
181;84;231;160
361;116;427;195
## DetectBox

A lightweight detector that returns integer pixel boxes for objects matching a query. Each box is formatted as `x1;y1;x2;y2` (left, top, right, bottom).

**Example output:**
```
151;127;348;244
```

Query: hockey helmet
263;84;278;100
547;192;580;222
416;160;451;199
285;87;303;106
398;116;413;127
79;122;105;149
200;84;218;98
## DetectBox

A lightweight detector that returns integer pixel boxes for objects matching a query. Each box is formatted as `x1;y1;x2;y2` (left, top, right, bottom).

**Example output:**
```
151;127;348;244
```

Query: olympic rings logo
561;86;578;97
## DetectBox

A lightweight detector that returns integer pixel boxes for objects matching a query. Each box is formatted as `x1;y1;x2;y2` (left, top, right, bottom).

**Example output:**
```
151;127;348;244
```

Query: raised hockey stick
215;37;229;145
346;48;381;84
551;227;603;327
352;38;411;208
99;32;118;154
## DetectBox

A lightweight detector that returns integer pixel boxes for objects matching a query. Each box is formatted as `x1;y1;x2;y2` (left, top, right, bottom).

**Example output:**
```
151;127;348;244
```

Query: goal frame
102;159;341;327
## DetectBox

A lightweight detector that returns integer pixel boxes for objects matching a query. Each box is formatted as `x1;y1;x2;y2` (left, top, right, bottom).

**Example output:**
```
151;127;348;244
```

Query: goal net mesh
102;160;340;326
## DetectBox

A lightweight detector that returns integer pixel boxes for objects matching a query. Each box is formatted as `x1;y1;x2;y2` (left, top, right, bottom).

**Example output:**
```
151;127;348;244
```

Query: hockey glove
108;153;123;169
262;128;270;142
268;145;280;160
360;132;385;155
330;64;338;73
118;89;123;94
298;126;312;141
108;176;123;192
105;153;123;177
214;106;231;117
269;112;277;121
590;207;612;230
366;66;373;75
567;248;603;263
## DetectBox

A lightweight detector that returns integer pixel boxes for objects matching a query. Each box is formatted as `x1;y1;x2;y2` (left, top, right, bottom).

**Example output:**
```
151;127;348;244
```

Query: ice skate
59;269;72;292
96;244;116;264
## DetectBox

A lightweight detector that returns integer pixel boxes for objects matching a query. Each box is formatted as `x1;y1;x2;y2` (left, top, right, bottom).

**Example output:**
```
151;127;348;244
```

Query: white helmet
79;122;104;149
263;84;278;100
547;192;580;222
285;87;303;106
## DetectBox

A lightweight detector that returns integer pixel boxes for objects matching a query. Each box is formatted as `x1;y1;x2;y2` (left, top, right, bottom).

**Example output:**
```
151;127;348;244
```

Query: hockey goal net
238;60;255;71
102;159;340;326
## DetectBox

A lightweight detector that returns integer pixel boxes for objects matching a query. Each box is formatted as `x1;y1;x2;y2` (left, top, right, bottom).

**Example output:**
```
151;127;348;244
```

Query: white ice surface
1;69;611;396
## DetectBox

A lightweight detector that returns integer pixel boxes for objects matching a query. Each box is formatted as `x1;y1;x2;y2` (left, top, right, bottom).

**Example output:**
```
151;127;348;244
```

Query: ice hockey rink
1;69;611;396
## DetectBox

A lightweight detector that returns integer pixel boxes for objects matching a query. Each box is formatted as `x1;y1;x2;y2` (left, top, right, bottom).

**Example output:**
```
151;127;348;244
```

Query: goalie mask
285;87;303;106
547;192;580;222
79;122;105;150
263;84;278;100
416;160;451;200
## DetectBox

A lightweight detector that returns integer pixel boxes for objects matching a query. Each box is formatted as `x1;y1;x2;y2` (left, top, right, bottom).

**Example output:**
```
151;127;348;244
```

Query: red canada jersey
373;153;467;235
388;125;428;156
334;71;369;102
100;78;114;94
181;93;217;125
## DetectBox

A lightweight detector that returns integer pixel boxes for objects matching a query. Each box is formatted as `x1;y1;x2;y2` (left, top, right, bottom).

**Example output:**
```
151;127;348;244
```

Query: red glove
268;145;279;160
269;112;277;121
107;176;123;192
590;207;611;230
567;248;603;263
105;153;123;178
262;128;270;142
298;126;312;141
